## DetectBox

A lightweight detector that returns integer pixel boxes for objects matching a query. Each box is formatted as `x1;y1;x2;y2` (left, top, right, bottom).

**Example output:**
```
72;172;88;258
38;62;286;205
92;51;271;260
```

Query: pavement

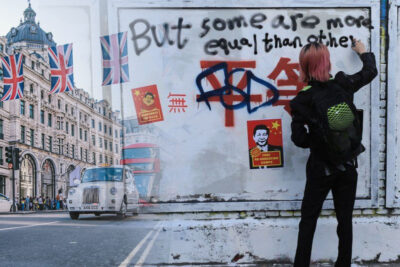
0;212;399;266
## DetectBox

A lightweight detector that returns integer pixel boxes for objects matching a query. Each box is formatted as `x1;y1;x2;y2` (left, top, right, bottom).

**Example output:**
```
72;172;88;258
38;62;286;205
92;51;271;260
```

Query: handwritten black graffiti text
129;18;192;56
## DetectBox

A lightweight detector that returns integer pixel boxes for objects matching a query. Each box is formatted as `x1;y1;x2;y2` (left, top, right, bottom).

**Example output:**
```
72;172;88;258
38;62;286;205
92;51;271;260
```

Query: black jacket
290;52;378;172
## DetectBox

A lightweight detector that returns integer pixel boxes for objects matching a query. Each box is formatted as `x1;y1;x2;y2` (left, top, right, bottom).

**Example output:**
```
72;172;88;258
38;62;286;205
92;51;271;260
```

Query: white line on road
118;222;161;267
0;221;59;231
134;224;162;267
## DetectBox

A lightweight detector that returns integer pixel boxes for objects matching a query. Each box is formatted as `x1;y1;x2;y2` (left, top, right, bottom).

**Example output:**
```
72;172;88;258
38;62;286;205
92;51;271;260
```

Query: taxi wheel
117;200;127;218
69;212;79;220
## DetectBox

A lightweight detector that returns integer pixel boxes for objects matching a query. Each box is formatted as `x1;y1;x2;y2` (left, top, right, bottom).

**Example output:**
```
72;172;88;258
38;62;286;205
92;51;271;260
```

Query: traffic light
5;146;13;165
13;148;21;170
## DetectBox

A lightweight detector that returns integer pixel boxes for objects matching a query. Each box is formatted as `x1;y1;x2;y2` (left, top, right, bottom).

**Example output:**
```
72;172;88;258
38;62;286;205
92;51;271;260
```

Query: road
0;213;170;267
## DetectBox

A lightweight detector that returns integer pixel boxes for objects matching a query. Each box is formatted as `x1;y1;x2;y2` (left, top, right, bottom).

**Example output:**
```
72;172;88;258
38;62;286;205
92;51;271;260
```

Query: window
66;144;69;156
71;107;74;115
110;141;113;152
31;61;35;70
41;133;45;149
103;107;106;116
40;110;44;124
100;154;103;164
85;149;88;162
65;104;68;113
29;104;34;119
91;119;95;128
30;84;34;94
105;139;108;150
79;112;82;120
71;124;75;136
109;127;112;136
0;147;3;165
66;122;69;133
49;136;52;152
41;90;44;99
30;129;34;146
98;122;102;131
48;113;52;127
84;114;87;122
115;130;118;138
115;144;118;154
21;125;25;143
80;147;83;160
20;100;25;115
58;138;62;155
84;130;87;142
105;155;108;164
58;99;61;109
72;145;75;159
109;113;111;119
0;176;5;195
79;128;82;140
0;119;3;140
92;135;95;146
41;69;44;76
93;152;96;165
104;125;107;134
48;94;51;103
99;137;103;148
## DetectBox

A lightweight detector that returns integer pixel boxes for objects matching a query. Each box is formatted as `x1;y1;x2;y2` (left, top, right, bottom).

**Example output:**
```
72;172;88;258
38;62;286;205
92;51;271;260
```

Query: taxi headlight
69;188;76;195
110;187;117;195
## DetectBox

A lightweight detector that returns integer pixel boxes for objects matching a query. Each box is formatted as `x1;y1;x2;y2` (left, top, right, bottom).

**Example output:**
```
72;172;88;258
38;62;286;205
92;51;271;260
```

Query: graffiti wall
109;1;380;207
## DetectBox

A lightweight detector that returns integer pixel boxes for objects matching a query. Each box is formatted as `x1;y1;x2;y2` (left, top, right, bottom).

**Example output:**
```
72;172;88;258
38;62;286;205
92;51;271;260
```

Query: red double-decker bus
121;143;160;200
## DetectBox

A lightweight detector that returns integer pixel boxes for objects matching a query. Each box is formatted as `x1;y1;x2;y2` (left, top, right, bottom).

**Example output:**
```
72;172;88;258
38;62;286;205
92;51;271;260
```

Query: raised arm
335;39;378;93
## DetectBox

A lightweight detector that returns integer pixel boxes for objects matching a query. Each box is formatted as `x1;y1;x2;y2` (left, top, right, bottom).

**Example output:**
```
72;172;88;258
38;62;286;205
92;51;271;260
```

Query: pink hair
299;43;331;83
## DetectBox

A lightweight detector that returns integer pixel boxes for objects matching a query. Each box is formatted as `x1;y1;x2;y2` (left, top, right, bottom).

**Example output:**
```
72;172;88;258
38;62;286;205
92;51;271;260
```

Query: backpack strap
300;85;312;92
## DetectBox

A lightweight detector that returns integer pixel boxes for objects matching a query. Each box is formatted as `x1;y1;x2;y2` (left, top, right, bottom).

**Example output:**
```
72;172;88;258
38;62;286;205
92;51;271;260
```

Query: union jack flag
48;43;74;94
0;53;24;101
100;32;129;86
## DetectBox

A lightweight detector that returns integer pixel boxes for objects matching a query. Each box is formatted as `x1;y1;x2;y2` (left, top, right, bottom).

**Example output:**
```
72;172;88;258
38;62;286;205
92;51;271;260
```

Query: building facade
0;4;122;200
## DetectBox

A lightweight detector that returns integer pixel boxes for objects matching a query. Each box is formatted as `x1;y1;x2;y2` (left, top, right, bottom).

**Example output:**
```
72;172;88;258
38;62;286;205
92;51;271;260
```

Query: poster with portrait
247;119;284;169
131;84;164;124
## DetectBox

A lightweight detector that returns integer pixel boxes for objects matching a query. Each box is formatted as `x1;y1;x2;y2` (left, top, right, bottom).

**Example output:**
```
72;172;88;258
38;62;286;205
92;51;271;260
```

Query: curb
0;210;69;215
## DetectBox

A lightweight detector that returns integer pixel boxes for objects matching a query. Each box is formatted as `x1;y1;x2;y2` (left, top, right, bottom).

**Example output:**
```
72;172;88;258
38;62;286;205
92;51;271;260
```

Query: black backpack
309;82;365;165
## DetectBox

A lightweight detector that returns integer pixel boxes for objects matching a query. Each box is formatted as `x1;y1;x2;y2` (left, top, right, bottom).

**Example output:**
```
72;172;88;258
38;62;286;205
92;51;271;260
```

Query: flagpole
117;30;126;166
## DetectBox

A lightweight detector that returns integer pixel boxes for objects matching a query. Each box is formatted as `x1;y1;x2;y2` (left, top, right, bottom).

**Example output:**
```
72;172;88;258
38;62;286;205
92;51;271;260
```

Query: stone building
0;4;122;200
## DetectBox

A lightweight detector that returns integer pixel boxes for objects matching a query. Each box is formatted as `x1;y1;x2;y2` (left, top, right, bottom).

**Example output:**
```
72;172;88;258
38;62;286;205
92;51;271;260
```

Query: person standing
21;198;25;211
290;40;377;267
25;196;30;211
38;196;43;210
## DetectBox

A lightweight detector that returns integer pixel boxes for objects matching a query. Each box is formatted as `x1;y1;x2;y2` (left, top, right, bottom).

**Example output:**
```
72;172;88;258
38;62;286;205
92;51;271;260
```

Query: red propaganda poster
247;119;284;169
131;84;164;125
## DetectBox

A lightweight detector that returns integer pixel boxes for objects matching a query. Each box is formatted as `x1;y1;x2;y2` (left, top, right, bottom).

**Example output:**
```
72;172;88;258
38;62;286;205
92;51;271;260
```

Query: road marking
0;221;59;231
119;222;161;267
134;225;162;267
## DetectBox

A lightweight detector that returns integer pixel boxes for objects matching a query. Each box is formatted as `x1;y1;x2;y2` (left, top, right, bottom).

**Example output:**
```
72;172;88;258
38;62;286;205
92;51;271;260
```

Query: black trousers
294;160;358;267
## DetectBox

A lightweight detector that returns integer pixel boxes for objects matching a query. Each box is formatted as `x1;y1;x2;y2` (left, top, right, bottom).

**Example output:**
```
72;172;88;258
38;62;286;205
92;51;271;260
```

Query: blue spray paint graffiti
196;61;279;127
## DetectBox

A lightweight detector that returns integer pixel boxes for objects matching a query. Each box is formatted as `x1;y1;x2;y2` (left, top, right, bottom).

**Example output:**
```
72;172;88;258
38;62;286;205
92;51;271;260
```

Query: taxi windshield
81;168;123;183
